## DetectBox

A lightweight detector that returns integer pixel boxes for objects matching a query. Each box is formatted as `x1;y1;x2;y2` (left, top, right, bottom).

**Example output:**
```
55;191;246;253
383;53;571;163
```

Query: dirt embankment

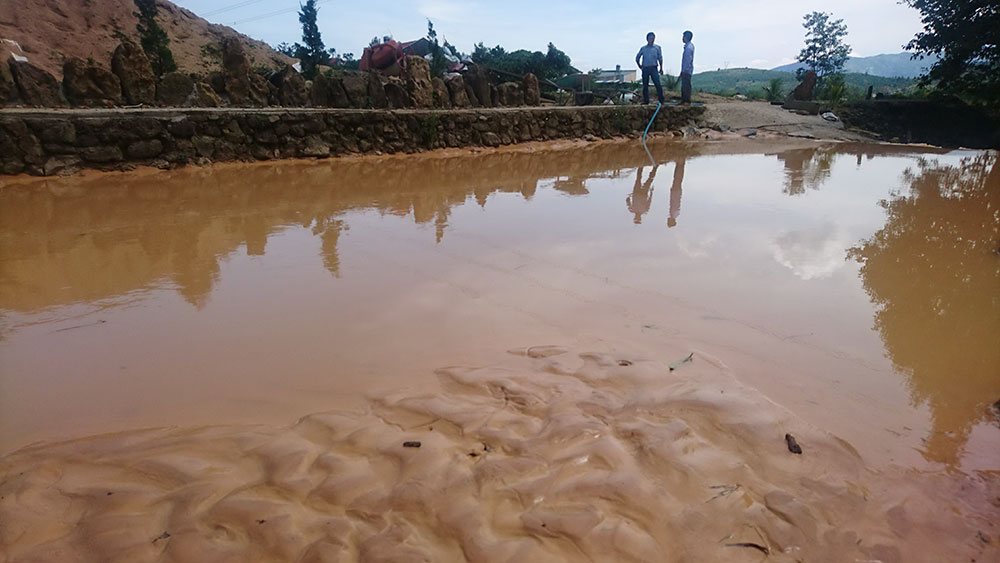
697;94;1000;148
0;0;292;80
698;95;868;142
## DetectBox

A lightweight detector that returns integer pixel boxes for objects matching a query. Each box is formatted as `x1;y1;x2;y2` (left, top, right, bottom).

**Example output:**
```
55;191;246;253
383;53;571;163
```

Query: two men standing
635;31;695;105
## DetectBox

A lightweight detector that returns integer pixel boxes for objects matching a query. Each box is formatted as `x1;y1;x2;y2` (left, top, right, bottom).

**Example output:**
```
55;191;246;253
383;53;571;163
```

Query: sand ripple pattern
2;347;997;562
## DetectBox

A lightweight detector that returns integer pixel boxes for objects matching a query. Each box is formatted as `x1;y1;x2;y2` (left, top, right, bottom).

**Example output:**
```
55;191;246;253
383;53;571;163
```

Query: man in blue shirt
680;30;695;104
635;32;664;104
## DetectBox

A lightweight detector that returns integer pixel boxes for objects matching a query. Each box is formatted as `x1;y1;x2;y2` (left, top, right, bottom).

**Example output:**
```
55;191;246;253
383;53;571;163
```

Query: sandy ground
2;346;997;563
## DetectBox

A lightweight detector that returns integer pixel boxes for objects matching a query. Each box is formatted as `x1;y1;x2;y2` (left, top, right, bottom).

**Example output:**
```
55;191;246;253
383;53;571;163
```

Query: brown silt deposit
1;139;998;562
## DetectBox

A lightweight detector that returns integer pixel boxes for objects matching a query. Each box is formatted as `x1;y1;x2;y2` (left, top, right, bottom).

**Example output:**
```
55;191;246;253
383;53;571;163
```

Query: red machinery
360;40;404;72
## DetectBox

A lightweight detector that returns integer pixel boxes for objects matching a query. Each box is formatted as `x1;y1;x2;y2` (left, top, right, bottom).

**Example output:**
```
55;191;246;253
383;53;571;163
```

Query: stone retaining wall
0;105;704;176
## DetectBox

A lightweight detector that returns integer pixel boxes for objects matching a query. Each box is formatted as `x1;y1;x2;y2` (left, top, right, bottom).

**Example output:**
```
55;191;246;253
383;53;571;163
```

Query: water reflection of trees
849;152;1000;466
0;141;956;318
772;144;950;196
777;147;836;195
0;143;665;312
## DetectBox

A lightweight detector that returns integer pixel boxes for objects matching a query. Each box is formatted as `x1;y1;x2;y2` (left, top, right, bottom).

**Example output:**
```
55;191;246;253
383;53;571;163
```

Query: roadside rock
1;60;16;104
446;75;469;108
522;73;540;106
62;58;122;107
311;72;350;108
465;64;492;107
783;99;820;115
111;41;156;105
10;61;62;106
222;37;268;106
384;80;411;109
342;72;369;108
498;82;524;106
271;64;307;107
193;82;222;107
207;71;226;96
431;77;451;108
157;72;195;106
405;56;433;108
790;70;817;101
367;72;388;109
464;80;480;107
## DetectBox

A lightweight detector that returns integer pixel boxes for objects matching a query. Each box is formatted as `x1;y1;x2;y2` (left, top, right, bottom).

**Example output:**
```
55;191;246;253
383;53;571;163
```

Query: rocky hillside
0;0;292;80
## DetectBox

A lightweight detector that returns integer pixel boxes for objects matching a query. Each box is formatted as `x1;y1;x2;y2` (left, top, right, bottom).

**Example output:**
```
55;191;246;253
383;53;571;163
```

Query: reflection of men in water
668;158;685;227
628;165;658;224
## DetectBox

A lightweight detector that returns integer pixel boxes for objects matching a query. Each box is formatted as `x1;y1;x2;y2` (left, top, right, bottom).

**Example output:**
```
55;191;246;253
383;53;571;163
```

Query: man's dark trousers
680;72;692;103
642;66;664;104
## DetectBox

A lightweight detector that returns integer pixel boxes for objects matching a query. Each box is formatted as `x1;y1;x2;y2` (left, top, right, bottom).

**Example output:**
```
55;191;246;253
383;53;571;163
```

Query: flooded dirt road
1;139;998;562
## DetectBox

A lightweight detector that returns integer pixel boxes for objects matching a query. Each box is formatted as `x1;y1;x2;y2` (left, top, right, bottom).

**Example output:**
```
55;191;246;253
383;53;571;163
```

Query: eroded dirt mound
1;347;996;562
0;0;292;80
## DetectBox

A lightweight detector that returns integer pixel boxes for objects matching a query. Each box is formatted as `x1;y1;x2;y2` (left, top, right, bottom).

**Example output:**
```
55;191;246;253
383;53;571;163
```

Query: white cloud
770;223;850;280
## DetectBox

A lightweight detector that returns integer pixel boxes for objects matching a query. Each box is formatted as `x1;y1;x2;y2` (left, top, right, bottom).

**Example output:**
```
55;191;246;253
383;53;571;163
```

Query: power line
202;0;270;18
230;0;333;26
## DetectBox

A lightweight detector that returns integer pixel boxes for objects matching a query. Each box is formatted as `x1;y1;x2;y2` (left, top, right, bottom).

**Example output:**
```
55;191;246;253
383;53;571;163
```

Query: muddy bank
0;105;704;177
2;347;996;563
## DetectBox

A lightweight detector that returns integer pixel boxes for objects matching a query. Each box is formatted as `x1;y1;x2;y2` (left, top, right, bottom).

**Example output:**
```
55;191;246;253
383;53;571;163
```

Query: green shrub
762;78;785;102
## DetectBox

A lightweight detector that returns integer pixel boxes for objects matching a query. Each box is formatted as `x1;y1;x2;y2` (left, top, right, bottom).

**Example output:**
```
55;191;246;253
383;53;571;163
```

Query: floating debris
403;441;421;448
668;353;694;371
52;319;107;333
152;532;171;544
724;542;770;555
707;484;741;502
785;433;803;454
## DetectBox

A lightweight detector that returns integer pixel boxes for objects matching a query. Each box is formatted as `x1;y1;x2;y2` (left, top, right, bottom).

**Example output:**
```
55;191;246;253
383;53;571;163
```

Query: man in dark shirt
635;32;664;104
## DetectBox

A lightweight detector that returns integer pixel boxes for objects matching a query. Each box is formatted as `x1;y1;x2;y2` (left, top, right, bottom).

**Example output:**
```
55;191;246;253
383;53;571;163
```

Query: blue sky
173;0;926;73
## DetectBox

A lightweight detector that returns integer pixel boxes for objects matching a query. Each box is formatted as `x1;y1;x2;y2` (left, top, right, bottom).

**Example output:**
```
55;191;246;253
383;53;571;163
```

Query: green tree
274;42;297;57
134;0;177;76
544;43;577;77
796;11;851;79
426;20;447;78
849;153;1000;465
296;0;329;79
762;77;785;101
470;41;577;80
819;73;847;102
902;0;1000;106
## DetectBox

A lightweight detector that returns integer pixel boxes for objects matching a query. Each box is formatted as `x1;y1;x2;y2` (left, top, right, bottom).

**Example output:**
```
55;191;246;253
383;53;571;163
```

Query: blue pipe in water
642;102;662;142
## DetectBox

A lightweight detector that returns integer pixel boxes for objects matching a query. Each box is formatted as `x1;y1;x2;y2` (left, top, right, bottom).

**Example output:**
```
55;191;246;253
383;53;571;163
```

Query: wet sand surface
1;138;998;561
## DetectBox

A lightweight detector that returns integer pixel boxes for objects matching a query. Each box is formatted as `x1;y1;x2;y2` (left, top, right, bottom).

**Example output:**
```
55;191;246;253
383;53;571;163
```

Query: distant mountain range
771;53;938;78
690;68;916;96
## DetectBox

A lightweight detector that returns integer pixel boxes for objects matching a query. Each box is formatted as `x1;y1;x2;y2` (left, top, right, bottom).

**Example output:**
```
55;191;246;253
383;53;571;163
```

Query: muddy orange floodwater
1;138;998;562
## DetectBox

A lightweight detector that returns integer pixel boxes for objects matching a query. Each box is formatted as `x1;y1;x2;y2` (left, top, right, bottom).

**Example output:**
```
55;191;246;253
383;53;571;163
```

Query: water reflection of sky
1;142;996;470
